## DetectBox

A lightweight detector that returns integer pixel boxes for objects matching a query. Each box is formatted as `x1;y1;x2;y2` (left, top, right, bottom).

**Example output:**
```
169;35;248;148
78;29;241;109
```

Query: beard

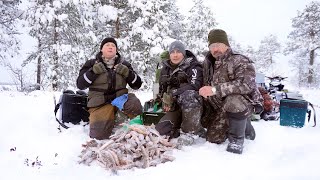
212;51;223;59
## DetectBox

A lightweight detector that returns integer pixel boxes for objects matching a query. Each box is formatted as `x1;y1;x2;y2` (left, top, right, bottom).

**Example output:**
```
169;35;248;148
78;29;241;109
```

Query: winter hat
169;40;186;56
208;29;230;47
100;37;118;50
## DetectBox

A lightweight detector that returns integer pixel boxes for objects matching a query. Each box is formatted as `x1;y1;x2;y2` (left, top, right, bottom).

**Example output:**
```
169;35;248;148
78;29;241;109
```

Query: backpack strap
282;98;316;127
54;102;70;129
308;102;316;127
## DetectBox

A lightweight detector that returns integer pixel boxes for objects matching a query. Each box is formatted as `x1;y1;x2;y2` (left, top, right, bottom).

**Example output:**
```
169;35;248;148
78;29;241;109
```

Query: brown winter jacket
76;52;142;108
258;87;273;112
203;48;263;113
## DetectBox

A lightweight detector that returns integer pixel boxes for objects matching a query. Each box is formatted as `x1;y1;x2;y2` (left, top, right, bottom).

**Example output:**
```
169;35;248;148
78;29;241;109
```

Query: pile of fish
78;124;177;171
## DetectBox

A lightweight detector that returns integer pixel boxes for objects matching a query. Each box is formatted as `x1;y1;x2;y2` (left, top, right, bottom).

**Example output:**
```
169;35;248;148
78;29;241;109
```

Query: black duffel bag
54;90;89;129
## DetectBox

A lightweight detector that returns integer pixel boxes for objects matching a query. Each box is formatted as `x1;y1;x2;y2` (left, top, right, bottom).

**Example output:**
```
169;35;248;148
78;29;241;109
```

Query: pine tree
285;1;320;87
0;0;22;64
24;0;109;90
256;34;281;74
21;0;183;90
107;0;173;89
165;0;186;41
185;0;217;60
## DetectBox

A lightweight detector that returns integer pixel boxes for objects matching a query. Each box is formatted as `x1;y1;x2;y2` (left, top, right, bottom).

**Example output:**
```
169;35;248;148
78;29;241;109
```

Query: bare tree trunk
36;37;41;90
19;70;23;91
307;49;315;84
51;1;59;91
115;17;120;38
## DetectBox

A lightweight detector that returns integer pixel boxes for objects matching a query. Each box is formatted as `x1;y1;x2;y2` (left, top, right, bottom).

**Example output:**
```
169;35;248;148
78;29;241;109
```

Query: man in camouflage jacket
155;40;205;139
77;37;142;140
199;29;263;154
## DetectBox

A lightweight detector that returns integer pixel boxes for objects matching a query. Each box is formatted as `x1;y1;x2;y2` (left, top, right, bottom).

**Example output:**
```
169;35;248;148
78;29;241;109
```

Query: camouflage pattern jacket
77;52;142;108
203;48;263;113
159;50;203;97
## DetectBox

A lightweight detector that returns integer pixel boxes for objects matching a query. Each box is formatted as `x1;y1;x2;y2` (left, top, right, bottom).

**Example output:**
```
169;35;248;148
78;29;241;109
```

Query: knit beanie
208;29;230;47
100;37;118;50
168;40;186;56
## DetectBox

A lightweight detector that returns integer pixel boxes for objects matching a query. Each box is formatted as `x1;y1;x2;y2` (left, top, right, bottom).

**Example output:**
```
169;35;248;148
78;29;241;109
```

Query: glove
115;64;129;78
111;94;128;111
162;92;174;109
92;62;107;74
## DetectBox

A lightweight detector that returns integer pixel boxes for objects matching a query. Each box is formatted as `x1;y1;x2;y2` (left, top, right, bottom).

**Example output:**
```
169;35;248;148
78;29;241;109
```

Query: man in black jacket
77;37;142;140
155;40;205;140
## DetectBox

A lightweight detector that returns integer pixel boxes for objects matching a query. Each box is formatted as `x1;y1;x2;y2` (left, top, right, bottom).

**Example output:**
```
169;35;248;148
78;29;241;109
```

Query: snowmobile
266;76;287;93
262;75;307;121
256;75;289;121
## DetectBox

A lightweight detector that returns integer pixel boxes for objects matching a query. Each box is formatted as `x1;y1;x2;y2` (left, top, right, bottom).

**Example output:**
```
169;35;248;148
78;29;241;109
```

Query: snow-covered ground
0;89;319;180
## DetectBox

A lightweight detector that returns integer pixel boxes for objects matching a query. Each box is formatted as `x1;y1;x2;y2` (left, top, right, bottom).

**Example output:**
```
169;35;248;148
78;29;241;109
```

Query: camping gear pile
256;75;295;121
255;74;316;127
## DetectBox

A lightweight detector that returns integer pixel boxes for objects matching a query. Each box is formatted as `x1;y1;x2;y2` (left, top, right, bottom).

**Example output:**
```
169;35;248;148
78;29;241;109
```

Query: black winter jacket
159;50;203;97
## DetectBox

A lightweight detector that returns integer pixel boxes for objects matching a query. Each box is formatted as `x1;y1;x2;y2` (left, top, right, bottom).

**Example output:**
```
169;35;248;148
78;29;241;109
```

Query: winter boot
226;118;246;154
195;128;207;138
245;118;256;140
115;110;129;126
169;128;180;139
177;133;195;146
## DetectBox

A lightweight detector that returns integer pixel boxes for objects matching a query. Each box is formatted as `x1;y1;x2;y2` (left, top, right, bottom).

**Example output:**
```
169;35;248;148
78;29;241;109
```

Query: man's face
101;42;117;59
209;43;228;59
169;49;184;64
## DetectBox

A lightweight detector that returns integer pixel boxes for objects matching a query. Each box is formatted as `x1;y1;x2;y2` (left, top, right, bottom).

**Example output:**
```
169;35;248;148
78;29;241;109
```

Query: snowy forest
0;0;320;91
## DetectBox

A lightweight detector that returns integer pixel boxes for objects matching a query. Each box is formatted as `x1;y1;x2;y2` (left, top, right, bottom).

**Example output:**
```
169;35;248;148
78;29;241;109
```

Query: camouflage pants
156;90;203;137
202;103;228;144
202;94;253;144
88;93;142;140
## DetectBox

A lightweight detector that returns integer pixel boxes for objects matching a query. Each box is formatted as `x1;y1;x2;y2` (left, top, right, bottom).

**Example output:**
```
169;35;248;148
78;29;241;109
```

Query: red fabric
258;87;273;112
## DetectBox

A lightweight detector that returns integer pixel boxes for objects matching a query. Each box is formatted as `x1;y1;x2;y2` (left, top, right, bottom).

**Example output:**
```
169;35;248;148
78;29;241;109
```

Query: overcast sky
177;0;315;47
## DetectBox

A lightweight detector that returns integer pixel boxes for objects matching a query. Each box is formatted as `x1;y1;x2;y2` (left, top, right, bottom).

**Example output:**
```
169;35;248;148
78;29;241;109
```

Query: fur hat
208;29;230;47
168;40;186;56
100;37;118;50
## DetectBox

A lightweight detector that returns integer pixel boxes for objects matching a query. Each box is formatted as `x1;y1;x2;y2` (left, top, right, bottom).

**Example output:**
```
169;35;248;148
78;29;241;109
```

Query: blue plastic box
280;99;308;128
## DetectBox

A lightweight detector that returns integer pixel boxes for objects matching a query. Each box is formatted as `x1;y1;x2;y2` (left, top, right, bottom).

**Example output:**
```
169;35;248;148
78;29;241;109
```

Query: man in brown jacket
77;37;143;140
199;29;263;154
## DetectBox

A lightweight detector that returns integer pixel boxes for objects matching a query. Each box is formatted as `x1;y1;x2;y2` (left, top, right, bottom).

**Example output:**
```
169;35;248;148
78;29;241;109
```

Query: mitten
92;62;107;74
115;64;129;78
